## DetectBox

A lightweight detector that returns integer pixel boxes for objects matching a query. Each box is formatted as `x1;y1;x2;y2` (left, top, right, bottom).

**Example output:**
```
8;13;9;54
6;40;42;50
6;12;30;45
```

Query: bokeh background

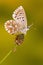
0;0;43;65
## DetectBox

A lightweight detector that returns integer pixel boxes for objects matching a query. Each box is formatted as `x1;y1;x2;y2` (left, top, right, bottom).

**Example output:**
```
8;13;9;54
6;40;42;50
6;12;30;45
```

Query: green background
0;0;43;65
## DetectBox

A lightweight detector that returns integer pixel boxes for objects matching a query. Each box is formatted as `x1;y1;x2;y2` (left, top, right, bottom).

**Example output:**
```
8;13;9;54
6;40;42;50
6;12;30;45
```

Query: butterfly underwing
4;6;29;35
12;6;29;34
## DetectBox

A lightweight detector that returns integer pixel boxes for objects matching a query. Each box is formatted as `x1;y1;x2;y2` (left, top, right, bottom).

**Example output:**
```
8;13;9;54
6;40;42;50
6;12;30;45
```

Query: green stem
0;50;12;64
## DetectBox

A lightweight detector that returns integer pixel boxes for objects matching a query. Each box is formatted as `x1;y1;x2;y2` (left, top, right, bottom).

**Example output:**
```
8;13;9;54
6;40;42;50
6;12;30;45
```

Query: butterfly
4;6;32;45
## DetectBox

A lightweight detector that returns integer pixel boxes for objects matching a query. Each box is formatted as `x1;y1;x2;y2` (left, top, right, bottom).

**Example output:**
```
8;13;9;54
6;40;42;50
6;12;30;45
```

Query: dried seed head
15;34;24;45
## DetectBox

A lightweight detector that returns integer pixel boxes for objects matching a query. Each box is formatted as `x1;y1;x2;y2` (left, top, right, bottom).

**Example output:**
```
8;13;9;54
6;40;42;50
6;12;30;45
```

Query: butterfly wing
4;6;29;35
12;6;28;34
4;20;18;34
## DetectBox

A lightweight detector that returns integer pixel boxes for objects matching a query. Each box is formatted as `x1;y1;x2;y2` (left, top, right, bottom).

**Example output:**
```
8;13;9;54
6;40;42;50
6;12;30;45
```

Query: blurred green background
0;0;43;65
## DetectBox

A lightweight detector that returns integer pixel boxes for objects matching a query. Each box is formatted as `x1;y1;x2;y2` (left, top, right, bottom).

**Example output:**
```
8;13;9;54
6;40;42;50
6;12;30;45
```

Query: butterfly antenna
28;23;33;29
